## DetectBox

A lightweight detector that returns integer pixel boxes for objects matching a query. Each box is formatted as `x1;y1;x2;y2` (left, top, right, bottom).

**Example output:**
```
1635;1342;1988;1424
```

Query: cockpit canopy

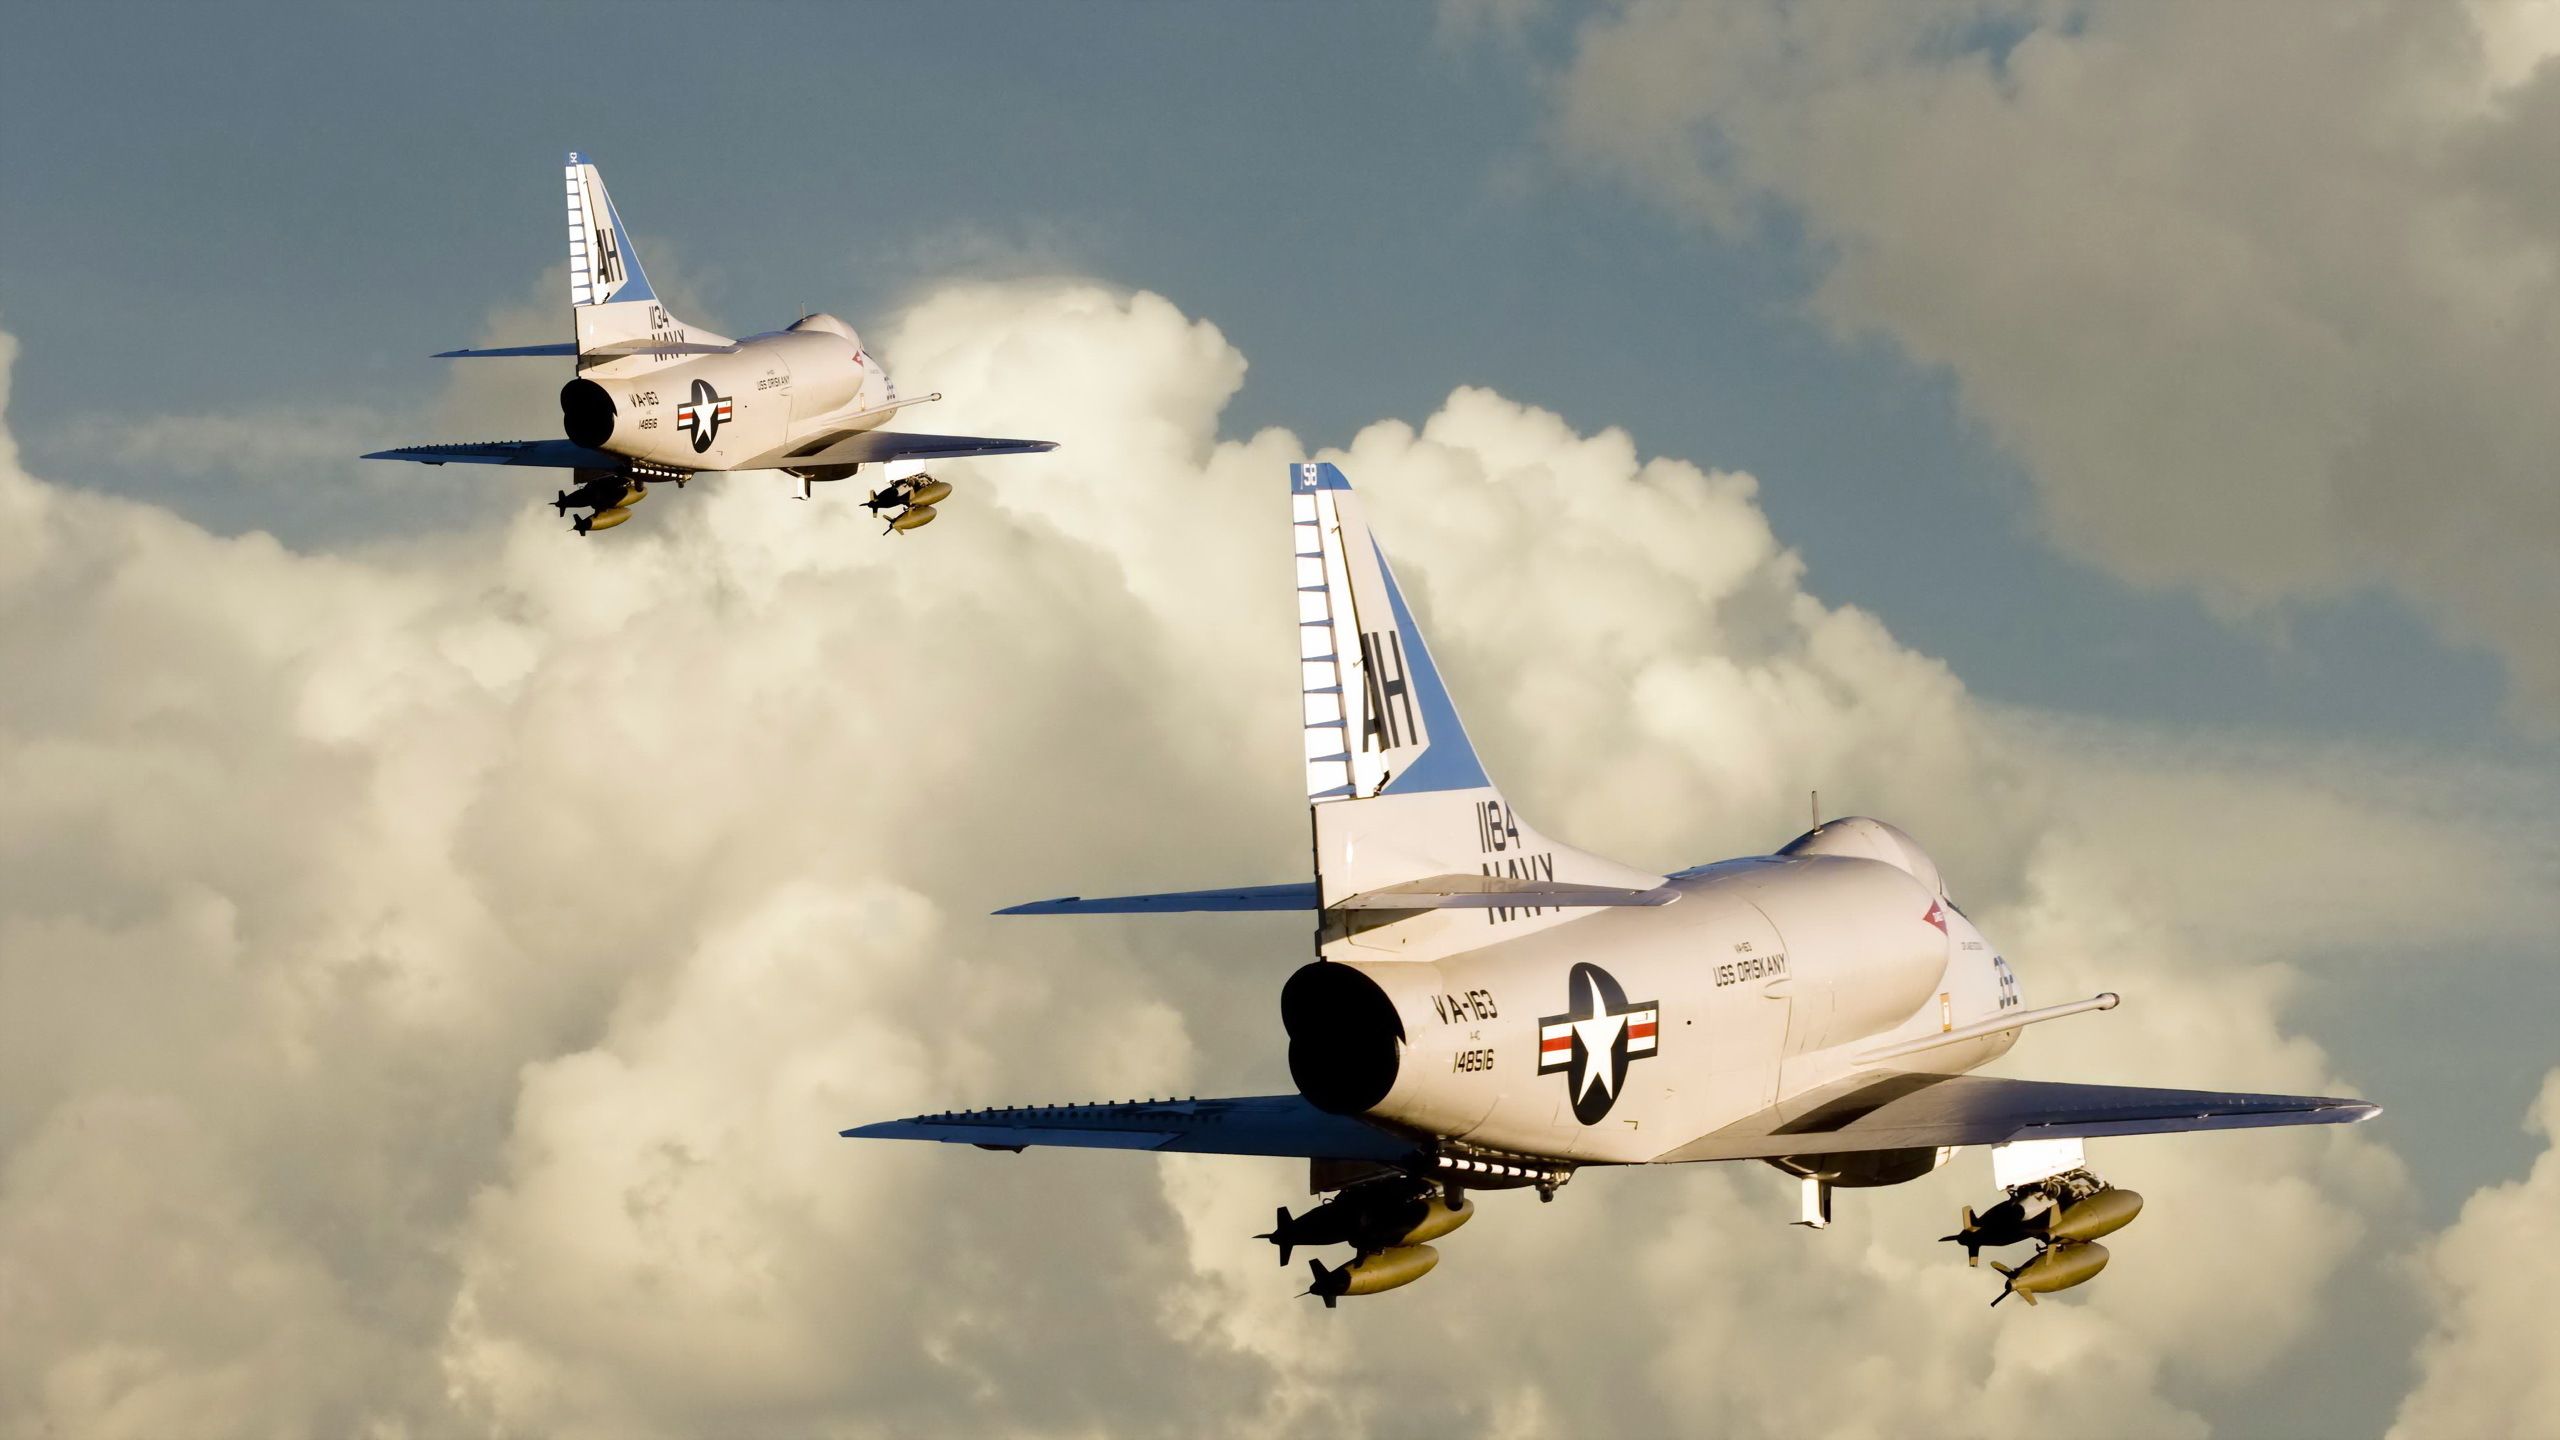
1779;816;1945;898
787;312;861;348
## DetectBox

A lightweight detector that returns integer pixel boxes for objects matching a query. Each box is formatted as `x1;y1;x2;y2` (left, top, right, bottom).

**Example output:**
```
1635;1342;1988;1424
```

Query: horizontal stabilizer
1332;874;1677;910
1655;1074;2380;1164
998;883;1319;915
433;342;580;358
434;340;735;360
842;1095;1415;1161
362;440;622;469
996;874;1675;915
584;339;736;358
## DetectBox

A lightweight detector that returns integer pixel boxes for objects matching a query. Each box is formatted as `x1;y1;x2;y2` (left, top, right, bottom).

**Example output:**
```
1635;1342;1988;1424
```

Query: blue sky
0;1;2522;754
6;5;2560;1434
7;0;2550;1240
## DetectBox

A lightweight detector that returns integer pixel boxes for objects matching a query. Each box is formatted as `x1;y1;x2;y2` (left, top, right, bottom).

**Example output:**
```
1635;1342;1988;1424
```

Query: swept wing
1655;1074;2379;1163
844;1094;1414;1161
363;440;622;468
746;428;1058;470
363;430;1057;474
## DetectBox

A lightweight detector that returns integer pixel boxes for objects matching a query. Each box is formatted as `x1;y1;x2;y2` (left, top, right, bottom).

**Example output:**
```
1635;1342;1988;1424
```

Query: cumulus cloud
48;263;680;545
2390;1068;2560;1440
1533;0;2560;720
0;283;2548;1436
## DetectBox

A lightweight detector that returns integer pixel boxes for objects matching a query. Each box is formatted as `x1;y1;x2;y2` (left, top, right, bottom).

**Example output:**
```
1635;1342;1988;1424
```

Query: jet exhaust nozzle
1303;1244;1440;1308
561;379;617;450
1281;962;1403;1115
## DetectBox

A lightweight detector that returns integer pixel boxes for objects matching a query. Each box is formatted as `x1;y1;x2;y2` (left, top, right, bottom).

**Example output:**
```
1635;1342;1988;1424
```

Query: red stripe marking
1541;1037;1571;1053
1629;1022;1656;1039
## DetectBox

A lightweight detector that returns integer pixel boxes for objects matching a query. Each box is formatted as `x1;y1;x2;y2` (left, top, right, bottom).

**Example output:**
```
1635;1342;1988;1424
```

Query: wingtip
993;898;1075;916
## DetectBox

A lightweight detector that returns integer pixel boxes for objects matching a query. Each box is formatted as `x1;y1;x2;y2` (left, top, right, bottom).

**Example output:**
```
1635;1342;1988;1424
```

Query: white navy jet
367;153;1055;534
847;462;2379;1308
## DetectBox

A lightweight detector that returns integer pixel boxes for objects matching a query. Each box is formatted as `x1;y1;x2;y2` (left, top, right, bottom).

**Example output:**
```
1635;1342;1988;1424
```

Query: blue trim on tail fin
1374;550;1491;794
571;152;658;306
601;199;656;304
1291;462;1353;493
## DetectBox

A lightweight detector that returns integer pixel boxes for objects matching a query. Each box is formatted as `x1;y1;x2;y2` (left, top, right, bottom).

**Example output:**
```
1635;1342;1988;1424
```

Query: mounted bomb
1304;1245;1440;1308
1256;1179;1473;1267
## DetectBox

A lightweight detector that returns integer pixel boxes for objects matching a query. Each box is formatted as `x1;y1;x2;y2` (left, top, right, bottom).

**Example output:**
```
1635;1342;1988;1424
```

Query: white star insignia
1569;969;1628;1102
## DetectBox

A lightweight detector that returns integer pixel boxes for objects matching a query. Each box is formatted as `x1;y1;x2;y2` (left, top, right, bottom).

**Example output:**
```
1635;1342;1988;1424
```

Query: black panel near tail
1283;963;1403;1116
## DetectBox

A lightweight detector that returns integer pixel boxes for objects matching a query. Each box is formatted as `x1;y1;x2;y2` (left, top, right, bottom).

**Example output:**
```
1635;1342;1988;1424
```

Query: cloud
1533;0;2560;722
2390;1068;2560;1440
37;261;695;547
0;285;2548;1435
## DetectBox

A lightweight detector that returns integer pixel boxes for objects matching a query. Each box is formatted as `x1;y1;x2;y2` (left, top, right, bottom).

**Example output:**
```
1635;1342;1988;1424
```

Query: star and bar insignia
1538;962;1659;1125
675;377;734;452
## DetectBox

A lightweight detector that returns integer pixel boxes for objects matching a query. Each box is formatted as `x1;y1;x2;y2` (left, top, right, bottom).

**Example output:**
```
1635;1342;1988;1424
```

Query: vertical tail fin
1293;461;1489;805
1291;463;1659;960
564;153;725;372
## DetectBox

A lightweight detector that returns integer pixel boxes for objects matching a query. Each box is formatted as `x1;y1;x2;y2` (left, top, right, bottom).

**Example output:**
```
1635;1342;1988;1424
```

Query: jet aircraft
366;154;1055;534
846;462;2379;1308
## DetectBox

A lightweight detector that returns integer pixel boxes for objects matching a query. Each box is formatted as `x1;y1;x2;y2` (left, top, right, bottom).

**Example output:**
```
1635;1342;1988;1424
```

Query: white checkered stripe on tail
1295;481;1355;802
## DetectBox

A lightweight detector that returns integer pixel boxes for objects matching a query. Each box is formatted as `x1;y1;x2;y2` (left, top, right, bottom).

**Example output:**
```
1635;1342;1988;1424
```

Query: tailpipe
560;379;617;450
1281;962;1403;1116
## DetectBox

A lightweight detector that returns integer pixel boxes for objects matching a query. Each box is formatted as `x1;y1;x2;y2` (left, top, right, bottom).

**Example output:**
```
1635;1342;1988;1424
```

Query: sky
2;2;2557;1437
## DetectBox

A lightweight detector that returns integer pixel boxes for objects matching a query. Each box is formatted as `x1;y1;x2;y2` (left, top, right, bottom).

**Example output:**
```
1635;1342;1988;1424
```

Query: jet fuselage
1289;824;2022;1168
561;316;893;473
